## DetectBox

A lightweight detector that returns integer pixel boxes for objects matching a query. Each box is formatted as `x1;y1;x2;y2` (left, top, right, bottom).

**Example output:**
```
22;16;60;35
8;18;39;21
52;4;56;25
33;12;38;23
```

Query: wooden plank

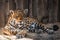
53;0;58;22
17;0;23;10
28;0;33;17
47;0;54;23
32;0;38;18
0;0;6;28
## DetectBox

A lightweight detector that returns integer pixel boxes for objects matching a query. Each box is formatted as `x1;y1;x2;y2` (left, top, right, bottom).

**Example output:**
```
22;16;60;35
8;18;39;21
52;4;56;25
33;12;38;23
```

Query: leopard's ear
23;9;28;17
9;10;14;14
24;9;28;14
8;10;14;17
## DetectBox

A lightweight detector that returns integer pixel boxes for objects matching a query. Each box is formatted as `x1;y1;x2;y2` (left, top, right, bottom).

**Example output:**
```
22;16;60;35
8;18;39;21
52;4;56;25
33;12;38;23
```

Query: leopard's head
9;10;25;20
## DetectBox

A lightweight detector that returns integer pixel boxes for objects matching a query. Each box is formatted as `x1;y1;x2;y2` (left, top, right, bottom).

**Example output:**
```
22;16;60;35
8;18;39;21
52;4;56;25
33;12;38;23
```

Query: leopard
2;10;39;38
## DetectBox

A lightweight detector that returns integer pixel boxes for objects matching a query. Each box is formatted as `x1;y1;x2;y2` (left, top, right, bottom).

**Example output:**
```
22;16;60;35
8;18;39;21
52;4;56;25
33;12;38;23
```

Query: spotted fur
2;10;39;37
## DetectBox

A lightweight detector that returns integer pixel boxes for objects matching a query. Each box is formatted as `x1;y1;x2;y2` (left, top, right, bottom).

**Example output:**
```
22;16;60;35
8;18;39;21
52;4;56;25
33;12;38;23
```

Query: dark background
0;0;59;28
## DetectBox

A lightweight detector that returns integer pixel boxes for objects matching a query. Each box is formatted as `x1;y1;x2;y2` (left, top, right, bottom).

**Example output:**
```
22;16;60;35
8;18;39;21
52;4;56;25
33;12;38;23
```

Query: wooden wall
0;0;59;28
